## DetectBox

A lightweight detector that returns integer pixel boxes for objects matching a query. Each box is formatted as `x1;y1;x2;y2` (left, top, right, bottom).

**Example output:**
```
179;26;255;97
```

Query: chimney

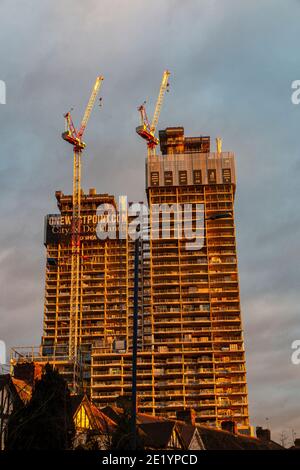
256;426;271;441
221;420;238;434
176;408;196;426
89;188;97;196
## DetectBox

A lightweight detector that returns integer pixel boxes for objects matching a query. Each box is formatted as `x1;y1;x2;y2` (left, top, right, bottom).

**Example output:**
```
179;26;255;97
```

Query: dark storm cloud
0;0;299;443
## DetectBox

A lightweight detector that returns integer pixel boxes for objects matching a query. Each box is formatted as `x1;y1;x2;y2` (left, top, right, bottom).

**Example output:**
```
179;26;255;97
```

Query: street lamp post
131;237;140;450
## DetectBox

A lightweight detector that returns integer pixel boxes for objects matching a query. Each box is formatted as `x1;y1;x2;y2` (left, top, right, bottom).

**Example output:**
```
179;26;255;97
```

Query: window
193;170;202;185
151;171;159;186
207;169;216;184
179;170;187;185
222;168;231;183
164;171;173;186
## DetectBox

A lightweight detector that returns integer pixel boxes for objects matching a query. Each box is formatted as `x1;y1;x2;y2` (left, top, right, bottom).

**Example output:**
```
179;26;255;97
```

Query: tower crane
62;76;104;389
136;70;170;155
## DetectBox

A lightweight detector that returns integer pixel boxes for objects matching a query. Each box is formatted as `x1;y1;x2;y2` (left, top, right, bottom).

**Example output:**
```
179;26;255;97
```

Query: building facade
11;127;249;432
41;190;137;391
144;128;249;430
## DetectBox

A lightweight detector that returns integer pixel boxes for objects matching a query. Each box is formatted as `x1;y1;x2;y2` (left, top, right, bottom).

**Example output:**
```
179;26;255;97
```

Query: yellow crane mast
136;70;170;156
62;76;104;389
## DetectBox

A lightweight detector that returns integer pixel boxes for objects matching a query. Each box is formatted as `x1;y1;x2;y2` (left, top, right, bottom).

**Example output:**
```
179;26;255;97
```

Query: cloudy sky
0;0;299;444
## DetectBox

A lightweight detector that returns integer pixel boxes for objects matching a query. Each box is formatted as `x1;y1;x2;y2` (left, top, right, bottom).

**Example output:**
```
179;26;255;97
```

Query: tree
6;364;75;450
110;407;144;450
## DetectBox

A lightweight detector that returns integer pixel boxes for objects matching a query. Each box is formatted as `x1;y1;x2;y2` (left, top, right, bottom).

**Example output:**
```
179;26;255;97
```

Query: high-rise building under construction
11;127;249;432
143;128;249;431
